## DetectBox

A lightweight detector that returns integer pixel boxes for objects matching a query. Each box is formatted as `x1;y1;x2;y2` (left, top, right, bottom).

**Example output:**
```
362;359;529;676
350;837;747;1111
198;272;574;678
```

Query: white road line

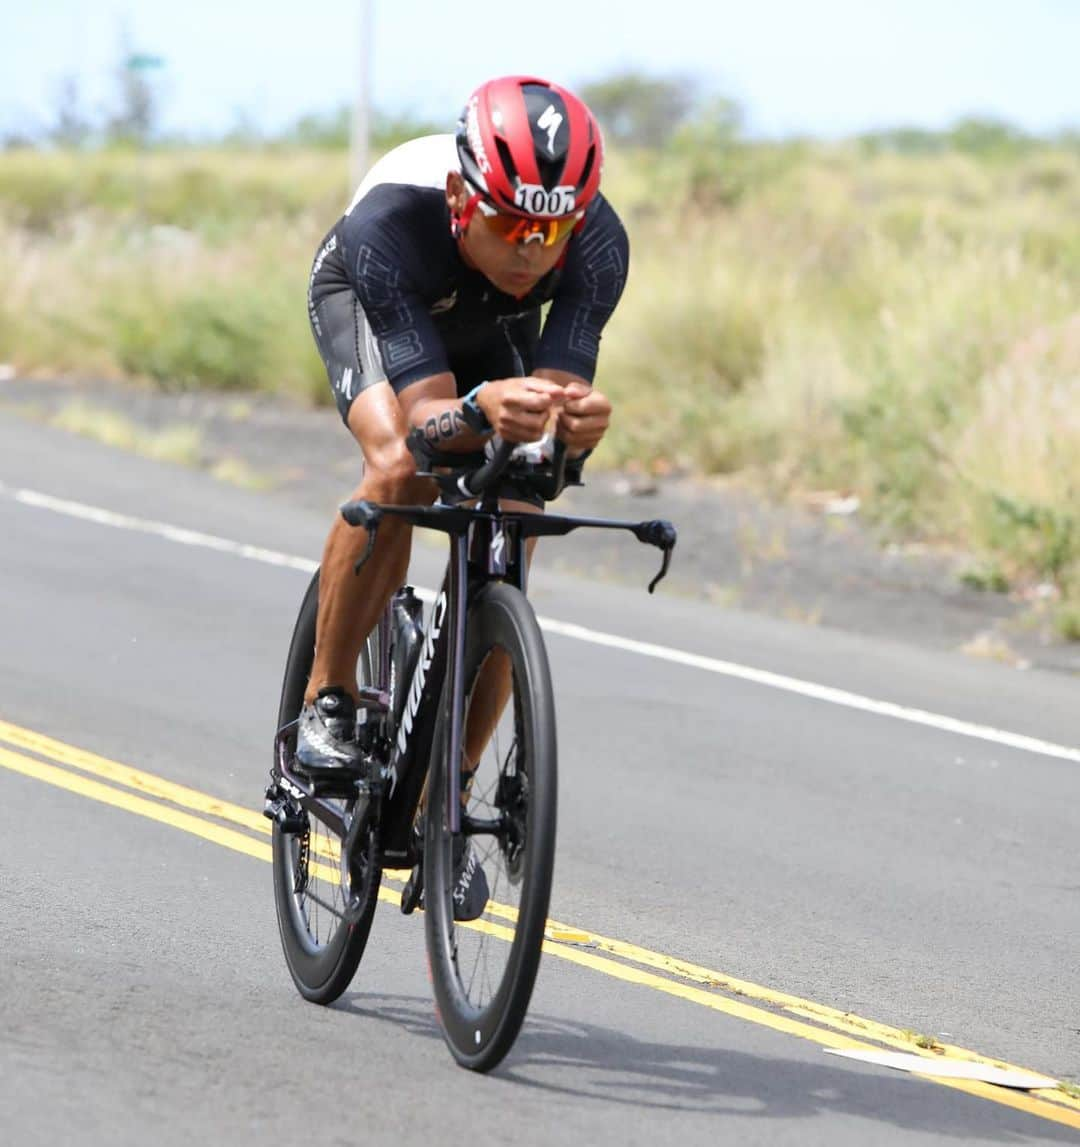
8;485;319;574
536;617;1080;762
5;482;1078;765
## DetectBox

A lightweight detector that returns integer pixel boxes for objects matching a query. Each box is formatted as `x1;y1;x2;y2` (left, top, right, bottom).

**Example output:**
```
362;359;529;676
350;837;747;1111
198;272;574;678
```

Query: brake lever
354;526;379;575
631;519;678;593
339;499;384;574
648;546;673;594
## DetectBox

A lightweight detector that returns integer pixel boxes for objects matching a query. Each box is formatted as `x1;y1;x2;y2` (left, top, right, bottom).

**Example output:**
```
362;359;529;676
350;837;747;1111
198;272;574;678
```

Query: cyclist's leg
306;383;434;703
305;250;434;704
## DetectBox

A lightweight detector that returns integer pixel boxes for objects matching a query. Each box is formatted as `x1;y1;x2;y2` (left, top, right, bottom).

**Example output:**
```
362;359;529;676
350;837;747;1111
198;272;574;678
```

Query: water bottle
390;586;424;729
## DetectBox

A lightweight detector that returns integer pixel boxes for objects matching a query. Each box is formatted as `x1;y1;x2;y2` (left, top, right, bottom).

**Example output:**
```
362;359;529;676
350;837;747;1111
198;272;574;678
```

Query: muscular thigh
308;231;390;426
345;382;408;464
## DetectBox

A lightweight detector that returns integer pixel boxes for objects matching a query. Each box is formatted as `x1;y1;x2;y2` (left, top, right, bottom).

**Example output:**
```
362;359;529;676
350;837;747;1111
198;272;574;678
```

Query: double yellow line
1;716;1077;1131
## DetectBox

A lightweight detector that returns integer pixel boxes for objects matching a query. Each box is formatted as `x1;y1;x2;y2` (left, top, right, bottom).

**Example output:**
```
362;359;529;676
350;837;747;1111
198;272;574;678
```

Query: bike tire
271;569;382;1005
424;581;557;1071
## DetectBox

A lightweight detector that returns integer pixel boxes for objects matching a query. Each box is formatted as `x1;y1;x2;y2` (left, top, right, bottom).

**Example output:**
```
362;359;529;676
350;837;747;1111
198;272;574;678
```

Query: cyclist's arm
400;374;568;449
398;373;483;453
529;202;626;456
533;198;628;384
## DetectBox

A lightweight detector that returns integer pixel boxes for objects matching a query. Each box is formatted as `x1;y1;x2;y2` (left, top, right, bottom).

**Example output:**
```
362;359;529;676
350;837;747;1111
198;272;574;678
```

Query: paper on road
824;1048;1060;1090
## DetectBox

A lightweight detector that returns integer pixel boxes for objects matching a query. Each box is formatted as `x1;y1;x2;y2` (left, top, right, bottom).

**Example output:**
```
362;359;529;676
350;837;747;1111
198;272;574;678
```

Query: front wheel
424;582;557;1071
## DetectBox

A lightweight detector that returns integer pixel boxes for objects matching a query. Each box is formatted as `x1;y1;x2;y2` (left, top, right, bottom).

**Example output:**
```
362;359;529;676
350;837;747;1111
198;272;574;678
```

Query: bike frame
271;496;675;873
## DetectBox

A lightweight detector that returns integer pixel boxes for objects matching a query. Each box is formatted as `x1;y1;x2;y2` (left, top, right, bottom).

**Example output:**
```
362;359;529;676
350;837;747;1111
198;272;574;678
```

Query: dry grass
2;141;1078;612
49;401;202;465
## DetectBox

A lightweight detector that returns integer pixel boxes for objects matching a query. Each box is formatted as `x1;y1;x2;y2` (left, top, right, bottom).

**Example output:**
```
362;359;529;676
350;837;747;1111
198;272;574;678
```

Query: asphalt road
2;417;1078;1145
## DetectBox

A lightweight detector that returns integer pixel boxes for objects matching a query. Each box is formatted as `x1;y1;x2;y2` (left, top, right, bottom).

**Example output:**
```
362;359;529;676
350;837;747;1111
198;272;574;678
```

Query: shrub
3;140;1079;617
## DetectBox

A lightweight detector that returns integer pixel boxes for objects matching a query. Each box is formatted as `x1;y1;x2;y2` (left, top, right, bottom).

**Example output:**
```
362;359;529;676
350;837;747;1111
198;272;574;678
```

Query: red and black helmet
456;75;604;219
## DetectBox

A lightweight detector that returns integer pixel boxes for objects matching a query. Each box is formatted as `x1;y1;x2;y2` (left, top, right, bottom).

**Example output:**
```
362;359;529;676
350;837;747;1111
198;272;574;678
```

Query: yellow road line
2;723;1078;1129
0;742;405;915
0;718;268;834
4;715;1074;1101
0;717;418;874
0;745;271;863
536;941;1080;1127
536;919;1080;1111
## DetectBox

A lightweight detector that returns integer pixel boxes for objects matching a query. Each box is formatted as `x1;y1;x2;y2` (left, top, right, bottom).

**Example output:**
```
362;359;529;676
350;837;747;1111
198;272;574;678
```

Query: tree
947;116;1031;159
50;74;93;148
278;106;440;150
578;72;698;148
288;107;350;149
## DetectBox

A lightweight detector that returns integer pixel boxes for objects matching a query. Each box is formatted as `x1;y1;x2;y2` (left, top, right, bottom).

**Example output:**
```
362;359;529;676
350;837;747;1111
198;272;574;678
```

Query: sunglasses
462;192;582;248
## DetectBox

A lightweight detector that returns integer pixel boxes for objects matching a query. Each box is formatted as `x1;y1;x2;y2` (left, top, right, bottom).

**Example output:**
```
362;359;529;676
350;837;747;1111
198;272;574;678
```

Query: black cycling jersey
307;135;629;422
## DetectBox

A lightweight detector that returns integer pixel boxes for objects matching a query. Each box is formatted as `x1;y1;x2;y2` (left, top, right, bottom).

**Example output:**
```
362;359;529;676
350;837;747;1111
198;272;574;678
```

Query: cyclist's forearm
408;397;488;452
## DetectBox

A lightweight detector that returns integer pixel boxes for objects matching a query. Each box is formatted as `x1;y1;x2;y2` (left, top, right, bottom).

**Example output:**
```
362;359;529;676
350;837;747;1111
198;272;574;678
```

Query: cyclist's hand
556;381;611;453
477;377;566;442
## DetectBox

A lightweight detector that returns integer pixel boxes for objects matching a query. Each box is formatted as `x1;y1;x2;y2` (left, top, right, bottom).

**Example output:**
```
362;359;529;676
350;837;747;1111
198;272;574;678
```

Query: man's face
447;173;573;298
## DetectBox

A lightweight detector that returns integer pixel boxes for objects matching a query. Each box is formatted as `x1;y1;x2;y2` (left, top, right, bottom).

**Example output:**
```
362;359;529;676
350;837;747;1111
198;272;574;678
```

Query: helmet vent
494;137;519;202
576;145;597;196
535;152;564;191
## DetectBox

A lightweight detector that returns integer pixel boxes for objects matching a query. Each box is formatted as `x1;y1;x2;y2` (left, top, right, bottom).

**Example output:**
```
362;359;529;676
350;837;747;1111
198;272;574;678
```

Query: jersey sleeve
534;197;629;383
335;188;451;392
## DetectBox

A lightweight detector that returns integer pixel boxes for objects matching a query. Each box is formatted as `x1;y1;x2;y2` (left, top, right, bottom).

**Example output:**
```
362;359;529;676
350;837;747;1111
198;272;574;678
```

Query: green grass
1055;603;1080;641
959;564;1010;594
49;401;202;465
899;1029;944;1052
0;147;348;233
2;140;1079;620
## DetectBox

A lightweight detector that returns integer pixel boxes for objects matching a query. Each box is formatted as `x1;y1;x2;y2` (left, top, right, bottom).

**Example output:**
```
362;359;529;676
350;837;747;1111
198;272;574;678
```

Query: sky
3;0;1080;141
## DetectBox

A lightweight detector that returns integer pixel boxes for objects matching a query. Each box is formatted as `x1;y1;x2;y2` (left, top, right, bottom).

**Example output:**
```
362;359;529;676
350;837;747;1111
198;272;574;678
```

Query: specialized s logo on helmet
537;104;563;155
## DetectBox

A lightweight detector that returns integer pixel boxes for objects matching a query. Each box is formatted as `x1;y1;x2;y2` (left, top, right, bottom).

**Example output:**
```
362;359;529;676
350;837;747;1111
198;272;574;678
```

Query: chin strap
451;192;485;240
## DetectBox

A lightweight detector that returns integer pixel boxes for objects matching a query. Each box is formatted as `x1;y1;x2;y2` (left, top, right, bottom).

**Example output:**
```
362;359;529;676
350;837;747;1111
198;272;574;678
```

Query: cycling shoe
294;687;362;776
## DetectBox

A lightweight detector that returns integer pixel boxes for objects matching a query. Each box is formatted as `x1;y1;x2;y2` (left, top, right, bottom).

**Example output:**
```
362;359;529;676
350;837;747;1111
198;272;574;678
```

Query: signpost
350;0;373;190
126;54;165;72
123;52;164;219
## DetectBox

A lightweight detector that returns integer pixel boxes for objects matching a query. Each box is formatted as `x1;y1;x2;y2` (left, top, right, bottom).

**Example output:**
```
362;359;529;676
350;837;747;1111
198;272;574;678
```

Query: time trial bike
263;434;676;1071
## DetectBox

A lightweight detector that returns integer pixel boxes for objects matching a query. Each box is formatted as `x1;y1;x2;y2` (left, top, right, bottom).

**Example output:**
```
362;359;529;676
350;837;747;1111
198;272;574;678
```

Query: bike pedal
262;788;306;834
400;864;423;916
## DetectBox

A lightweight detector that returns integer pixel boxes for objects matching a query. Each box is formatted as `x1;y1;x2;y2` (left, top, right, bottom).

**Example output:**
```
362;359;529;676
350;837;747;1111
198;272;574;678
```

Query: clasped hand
476;377;611;453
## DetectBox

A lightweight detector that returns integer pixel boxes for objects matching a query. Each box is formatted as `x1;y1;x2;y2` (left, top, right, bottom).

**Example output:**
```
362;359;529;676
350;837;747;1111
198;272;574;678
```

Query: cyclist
300;75;629;917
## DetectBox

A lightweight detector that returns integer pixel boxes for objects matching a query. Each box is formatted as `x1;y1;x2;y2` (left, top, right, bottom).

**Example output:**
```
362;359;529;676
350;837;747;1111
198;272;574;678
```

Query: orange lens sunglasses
461;192;581;248
480;209;581;248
